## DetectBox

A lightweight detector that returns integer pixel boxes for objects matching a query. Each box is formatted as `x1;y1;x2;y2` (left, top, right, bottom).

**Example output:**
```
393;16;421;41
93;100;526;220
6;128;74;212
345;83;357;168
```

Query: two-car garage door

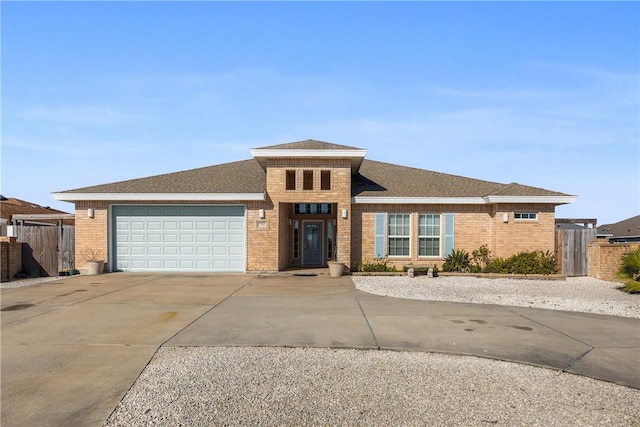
113;206;245;272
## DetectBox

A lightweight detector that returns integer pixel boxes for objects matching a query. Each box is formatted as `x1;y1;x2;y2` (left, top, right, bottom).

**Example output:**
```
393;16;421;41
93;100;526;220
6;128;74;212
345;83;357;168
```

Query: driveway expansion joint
354;293;380;350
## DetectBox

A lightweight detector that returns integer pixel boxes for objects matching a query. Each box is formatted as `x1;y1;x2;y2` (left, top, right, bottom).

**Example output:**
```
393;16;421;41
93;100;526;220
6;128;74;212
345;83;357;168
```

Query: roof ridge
255;139;363;150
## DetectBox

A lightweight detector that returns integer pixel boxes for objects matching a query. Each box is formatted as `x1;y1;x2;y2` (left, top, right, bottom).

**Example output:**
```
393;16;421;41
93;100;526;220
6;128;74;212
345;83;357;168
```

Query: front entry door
303;222;323;266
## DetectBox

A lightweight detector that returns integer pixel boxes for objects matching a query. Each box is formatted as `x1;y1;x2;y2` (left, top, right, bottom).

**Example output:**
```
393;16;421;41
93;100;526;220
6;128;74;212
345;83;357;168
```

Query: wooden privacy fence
556;228;597;277
14;225;75;277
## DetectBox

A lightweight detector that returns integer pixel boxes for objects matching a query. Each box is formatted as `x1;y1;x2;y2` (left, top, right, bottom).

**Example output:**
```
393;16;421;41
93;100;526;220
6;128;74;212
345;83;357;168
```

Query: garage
112;205;246;272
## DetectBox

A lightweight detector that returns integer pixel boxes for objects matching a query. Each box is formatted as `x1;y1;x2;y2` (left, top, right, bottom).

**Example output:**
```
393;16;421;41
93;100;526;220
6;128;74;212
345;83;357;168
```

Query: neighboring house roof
52;140;576;205
0;196;73;225
597;215;640;239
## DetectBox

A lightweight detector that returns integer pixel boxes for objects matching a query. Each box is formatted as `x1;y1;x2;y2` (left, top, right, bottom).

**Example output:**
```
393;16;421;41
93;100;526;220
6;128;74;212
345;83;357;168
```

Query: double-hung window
418;214;441;257
388;214;410;256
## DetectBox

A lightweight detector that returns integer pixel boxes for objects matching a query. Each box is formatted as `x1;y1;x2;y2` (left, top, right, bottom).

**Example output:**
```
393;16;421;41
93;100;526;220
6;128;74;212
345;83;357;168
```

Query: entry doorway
303;222;323;266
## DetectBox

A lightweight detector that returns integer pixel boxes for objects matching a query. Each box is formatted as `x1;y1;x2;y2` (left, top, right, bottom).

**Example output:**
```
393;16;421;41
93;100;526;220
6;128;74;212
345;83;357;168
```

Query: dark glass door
303;222;323;266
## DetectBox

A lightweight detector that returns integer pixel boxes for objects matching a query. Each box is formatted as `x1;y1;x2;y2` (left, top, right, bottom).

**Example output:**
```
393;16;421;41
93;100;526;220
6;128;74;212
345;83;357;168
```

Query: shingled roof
58;159;266;194
53;140;574;203
256;139;362;151
352;160;569;198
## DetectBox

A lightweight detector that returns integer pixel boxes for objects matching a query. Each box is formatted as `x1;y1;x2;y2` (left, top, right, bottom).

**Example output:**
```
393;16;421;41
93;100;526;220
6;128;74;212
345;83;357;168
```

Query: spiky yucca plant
618;246;640;294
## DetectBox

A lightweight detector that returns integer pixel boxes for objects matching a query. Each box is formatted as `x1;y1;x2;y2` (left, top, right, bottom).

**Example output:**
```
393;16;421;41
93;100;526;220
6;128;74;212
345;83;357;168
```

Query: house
597;215;640;243
1;196;74;235
52;140;576;273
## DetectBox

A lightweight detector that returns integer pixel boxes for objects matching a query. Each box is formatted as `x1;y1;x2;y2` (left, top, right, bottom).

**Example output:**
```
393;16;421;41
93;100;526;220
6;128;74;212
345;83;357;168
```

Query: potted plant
328;257;345;277
83;249;105;275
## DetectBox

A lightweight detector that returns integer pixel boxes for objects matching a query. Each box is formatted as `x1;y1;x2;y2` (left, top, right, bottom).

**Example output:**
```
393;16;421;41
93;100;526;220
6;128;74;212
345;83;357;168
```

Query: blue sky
2;1;638;225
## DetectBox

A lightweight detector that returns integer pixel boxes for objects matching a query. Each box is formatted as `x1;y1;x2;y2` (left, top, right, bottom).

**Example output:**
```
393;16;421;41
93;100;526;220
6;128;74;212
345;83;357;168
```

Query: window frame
388;213;411;257
286;170;296;190
320;170;331;190
418;213;441;257
303;170;314;190
514;212;538;221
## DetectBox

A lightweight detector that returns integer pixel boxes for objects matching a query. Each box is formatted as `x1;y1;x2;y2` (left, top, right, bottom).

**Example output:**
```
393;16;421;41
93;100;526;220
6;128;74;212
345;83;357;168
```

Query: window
388;214;410;256
294;204;333;215
418;214;441;256
292;220;300;259
514;213;538;220
303;170;314;190
327;221;335;260
321;170;331;190
286;170;296;190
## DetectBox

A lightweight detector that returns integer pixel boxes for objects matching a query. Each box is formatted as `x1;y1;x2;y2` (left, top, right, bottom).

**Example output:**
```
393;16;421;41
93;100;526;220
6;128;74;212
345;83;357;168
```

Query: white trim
354;195;577;205
353;197;485;204
250;148;367;159
387;213;412;258
483;195;577;204
417;213;442;258
52;192;265;202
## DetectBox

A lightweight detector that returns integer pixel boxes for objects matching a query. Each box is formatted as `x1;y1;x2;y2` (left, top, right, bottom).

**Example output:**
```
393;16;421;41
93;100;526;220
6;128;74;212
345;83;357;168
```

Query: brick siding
353;203;557;271
588;240;640;282
1;237;22;281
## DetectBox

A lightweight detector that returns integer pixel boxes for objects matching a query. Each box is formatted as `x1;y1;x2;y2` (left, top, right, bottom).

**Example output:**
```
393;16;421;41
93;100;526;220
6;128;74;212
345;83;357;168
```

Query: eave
353;195;578;205
52;193;266;202
482;195;578;205
250;148;367;174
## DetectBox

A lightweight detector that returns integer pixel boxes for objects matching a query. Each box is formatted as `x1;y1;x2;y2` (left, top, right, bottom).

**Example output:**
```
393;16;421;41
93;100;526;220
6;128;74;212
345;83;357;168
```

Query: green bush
618;247;640;294
442;249;471;272
471;244;491;270
484;250;557;275
359;258;397;273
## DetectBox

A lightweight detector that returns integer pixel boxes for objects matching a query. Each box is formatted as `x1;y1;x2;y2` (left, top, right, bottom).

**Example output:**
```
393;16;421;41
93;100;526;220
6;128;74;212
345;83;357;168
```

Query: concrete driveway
2;272;639;427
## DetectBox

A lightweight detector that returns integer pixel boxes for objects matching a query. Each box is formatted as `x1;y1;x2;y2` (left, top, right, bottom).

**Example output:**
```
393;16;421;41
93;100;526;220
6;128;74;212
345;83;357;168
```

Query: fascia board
52;193;266;202
483;195;578;204
353;195;578;205
250;149;367;158
352;197;486;204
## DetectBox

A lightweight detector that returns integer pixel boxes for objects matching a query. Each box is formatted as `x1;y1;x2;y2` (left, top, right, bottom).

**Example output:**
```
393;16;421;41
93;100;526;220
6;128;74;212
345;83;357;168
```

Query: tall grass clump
618;247;640;293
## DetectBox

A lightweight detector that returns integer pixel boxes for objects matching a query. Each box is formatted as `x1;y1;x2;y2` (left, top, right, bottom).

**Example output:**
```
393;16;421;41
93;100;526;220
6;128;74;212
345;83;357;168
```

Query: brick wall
588;240;640;282
262;158;352;271
75;202;109;270
353;203;558;270
1;237;22;281
76;200;263;272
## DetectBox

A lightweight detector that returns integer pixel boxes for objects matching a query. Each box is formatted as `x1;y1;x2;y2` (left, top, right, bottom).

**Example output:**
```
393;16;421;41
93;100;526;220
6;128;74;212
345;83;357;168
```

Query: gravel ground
105;276;640;426
353;275;640;319
105;347;640;426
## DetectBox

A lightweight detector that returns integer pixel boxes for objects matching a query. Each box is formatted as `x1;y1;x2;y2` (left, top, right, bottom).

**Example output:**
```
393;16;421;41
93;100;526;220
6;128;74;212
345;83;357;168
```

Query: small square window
321;170;331;190
303;170;314;190
286;170;296;190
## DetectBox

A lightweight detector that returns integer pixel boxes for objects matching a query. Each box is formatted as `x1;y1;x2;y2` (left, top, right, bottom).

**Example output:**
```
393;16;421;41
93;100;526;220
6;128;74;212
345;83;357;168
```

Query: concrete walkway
1;273;639;427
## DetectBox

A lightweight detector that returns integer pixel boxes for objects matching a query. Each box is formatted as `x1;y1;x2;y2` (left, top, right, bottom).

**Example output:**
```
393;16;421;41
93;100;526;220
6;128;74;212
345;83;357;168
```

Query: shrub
485;250;557;275
359;258;397;273
471;244;492;270
442;249;471;272
618;247;640;294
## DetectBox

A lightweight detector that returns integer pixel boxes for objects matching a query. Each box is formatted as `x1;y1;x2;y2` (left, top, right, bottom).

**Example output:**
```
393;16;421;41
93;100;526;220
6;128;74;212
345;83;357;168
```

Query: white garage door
113;206;245;272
